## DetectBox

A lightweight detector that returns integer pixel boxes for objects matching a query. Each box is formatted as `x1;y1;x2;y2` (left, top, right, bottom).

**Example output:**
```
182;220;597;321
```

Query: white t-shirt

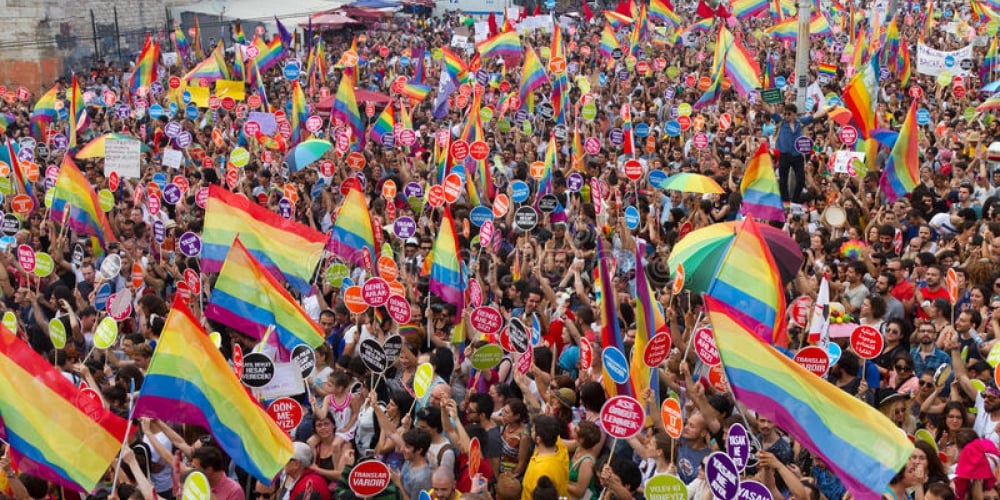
974;392;1000;446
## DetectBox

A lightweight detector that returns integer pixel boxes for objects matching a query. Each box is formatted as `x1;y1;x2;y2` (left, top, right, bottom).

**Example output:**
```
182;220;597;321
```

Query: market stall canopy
300;12;361;28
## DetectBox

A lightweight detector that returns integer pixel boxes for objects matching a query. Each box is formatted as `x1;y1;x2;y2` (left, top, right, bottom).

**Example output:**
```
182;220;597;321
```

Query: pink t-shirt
212;476;245;500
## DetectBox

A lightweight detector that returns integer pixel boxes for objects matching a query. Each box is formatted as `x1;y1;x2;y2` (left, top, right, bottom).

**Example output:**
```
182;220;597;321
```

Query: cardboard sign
348;460;391;497
599;395;644;439
266;397;303;433
104;138;142;179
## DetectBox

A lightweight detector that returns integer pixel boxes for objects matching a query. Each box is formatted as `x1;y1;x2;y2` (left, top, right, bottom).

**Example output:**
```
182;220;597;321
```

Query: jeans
777;152;805;204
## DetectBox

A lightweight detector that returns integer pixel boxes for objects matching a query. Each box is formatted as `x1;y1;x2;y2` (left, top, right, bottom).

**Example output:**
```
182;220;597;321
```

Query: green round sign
965;107;977;122
381;243;394;258
582;103;598;121
471;344;504;370
497;119;511;133
33;252;54;277
44;189;54;209
937;71;952;87
209;331;222;348
182;471;210;500
539;46;551;60
666;66;680;79
94;317;118;349
645;474;687;500
0;177;12;196
325;263;350;287
479;106;494;123
49;318;66;349
230;147;250;167
677;103;693;117
2;311;16;333
522;120;532;135
98;189;115;212
414;362;434;398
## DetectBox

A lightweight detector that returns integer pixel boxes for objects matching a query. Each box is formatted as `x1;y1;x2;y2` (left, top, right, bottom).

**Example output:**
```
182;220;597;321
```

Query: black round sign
513;206;538;232
291;344;317;379
538;194;560;213
537;102;555;121
960;59;974;71
359;338;388;373
241;352;275;388
2;213;20;237
612;48;624;60
508;317;529;354
553;124;568;141
383;334;404;365
72;243;85;267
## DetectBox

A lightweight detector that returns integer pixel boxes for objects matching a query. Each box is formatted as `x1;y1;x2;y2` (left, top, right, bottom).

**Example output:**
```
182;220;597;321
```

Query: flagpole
794;0;811;112
111;379;137;488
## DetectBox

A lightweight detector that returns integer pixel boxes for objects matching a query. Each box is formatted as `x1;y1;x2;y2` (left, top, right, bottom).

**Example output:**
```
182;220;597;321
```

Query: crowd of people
3;0;1000;499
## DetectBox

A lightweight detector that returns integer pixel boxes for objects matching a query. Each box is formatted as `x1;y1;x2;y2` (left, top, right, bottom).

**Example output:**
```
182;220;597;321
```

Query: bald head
430;382;450;407
432;466;455;490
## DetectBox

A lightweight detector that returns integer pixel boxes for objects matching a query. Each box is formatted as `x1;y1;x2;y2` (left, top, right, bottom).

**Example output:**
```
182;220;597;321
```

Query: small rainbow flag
720;27;760;98
842;58;879;139
732;0;769;18
706;295;912;497
232;44;246;82
129;33;159;94
49;155;116;249
982;37;998;83
476;30;521;58
598;235;630;398
233;20;246;43
0;327;130;492
173;25;189;59
370;102;395;142
632;242;665;399
290;80;308;145
332;73;363;151
649;0;682;27
203;185;328;293
705;218;788;347
599;22;620;59
518;44;548;110
328;186;378;266
30;84;58;138
399;81;432;104
134;297;295;483
184;41;230;82
621;103;635;157
205;237;325;352
0;114;15;135
740;143;785;222
253;35;284;73
818;62;838;80
879;100;920;203
441;46;470;84
251;58;270;110
429;208;465;317
766;15;832;41
68;74;85;148
604;10;633;28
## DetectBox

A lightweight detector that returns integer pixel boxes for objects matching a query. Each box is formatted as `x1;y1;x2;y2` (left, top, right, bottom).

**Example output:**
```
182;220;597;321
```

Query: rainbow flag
818;62;838;80
476;30;521;58
129;34;159;94
766;15;832;41
174;25;189;59
599;22;620;59
842;58;880;139
203;185;327;293
571;125;585;171
206;237;325;351
879;100;920;203
632;242;665;400
134;297;294;483
30;84;58;136
400;81;432;104
519;45;548;109
232;44;246;82
441;46;469;85
706;295;912;498
233;21;246;43
705;218;788;347
251;58;270;111
677;17;714;39
184;41;230;82
332;73;363;151
0;327;130;492
621;103;635;157
695;28;729;110
983;37;998;83
3;139;32;204
412;46;426;84
740;143;785;222
49;156;116;249
732;0;769;17
649;0;682;26
429;208;465;317
720;27;761;98
538;133;556;198
370;102;395;141
899;40;912;87
0;114;14;135
328;187;378;266
253;35;284;73
290;80;308;145
68;74;84;148
605;10;633;28
598;236;630;397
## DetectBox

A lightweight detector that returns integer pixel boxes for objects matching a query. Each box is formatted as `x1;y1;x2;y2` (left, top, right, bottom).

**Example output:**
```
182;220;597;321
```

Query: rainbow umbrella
977;96;1000;112
283;138;332;172
667;221;803;294
0;114;15;134
652;172;725;194
76;133;150;159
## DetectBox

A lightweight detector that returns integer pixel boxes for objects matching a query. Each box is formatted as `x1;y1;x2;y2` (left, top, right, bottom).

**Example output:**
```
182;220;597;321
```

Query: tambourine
823;205;846;227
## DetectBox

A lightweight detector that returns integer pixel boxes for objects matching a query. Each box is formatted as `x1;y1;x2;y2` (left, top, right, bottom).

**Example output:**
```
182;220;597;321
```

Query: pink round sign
362;277;391;306
470;306;504;335
694;327;720;366
385;294;411;324
599;395;644;439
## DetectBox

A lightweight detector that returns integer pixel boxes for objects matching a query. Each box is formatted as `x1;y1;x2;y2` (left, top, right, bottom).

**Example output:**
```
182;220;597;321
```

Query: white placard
832;151;866;175
916;42;974;76
162;148;183;169
255;362;305;399
104;138;142;179
161;52;179;68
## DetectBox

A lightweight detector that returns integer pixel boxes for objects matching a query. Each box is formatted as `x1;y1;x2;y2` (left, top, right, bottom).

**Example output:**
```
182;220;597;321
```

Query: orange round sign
661;398;683;439
697;76;712;91
344;286;369;314
377;255;398;282
382;179;397;199
529;161;546;180
492;194;510;217
11;194;33;214
548;56;567;75
347;152;366;170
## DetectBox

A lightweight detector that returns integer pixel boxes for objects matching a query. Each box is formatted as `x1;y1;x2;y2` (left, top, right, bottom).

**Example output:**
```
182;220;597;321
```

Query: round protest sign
645;474;687;500
49;318;66;349
470;306;504;335
726;423;751;472
579;337;593;371
386;294;412;323
291;345;317;379
348;460;391;497
738;481;773;500
794;346;830;377
266;397;303;433
32;251;54;277
599;395;644;439
508;317;529;353
515;347;533;375
182;471;210;500
359;338;388;373
850;324;884;359
705;452;741;500
693;327;720;366
661;398;683;439
643;332;672;367
469;437;482;479
94;317;118;349
382;335;404;365
362;277;391;307
413;362;434;398
602;346;630;384
471;344;504;370
17;244;35;273
1;311;15;334
344;286;369;313
241;352;275;387
513;206;538;232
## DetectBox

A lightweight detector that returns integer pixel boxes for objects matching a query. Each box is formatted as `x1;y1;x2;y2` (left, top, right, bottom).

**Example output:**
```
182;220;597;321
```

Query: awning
300;12;361;28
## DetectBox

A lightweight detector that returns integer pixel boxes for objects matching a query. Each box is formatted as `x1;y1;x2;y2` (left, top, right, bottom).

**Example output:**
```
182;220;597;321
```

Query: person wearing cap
946;327;1000;447
277;442;329;500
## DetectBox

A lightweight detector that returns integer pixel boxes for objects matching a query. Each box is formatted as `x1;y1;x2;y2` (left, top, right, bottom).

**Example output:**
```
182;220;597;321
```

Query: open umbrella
977;96;1000;113
652;172;725;194
283;138;332;172
76;133;150;159
667;221;803;294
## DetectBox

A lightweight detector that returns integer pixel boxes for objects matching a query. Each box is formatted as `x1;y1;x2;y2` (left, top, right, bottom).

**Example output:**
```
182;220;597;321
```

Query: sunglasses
919;380;934;388
895;365;911;371
253;493;273;498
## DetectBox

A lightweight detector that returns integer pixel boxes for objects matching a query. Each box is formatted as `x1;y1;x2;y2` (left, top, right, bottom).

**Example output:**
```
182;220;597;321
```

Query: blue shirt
909;346;951;377
771;112;815;155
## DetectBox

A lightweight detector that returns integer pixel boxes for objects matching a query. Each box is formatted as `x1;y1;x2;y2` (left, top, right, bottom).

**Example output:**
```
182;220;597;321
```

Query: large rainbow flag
879;100;920;202
332;73;363;151
202;185;328;293
205;237;325;353
766;14;833;41
129;34;159;94
184;41;230;82
134;297;294;483
328;187;378;266
842;58;880;139
705;218;788;347
598;235;631;398
476;30;521;58
0;326;130;492
720;27;761;98
49;155;117;249
632;243;665;400
739;143;784;222
706;295;912;498
429;208;464;317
